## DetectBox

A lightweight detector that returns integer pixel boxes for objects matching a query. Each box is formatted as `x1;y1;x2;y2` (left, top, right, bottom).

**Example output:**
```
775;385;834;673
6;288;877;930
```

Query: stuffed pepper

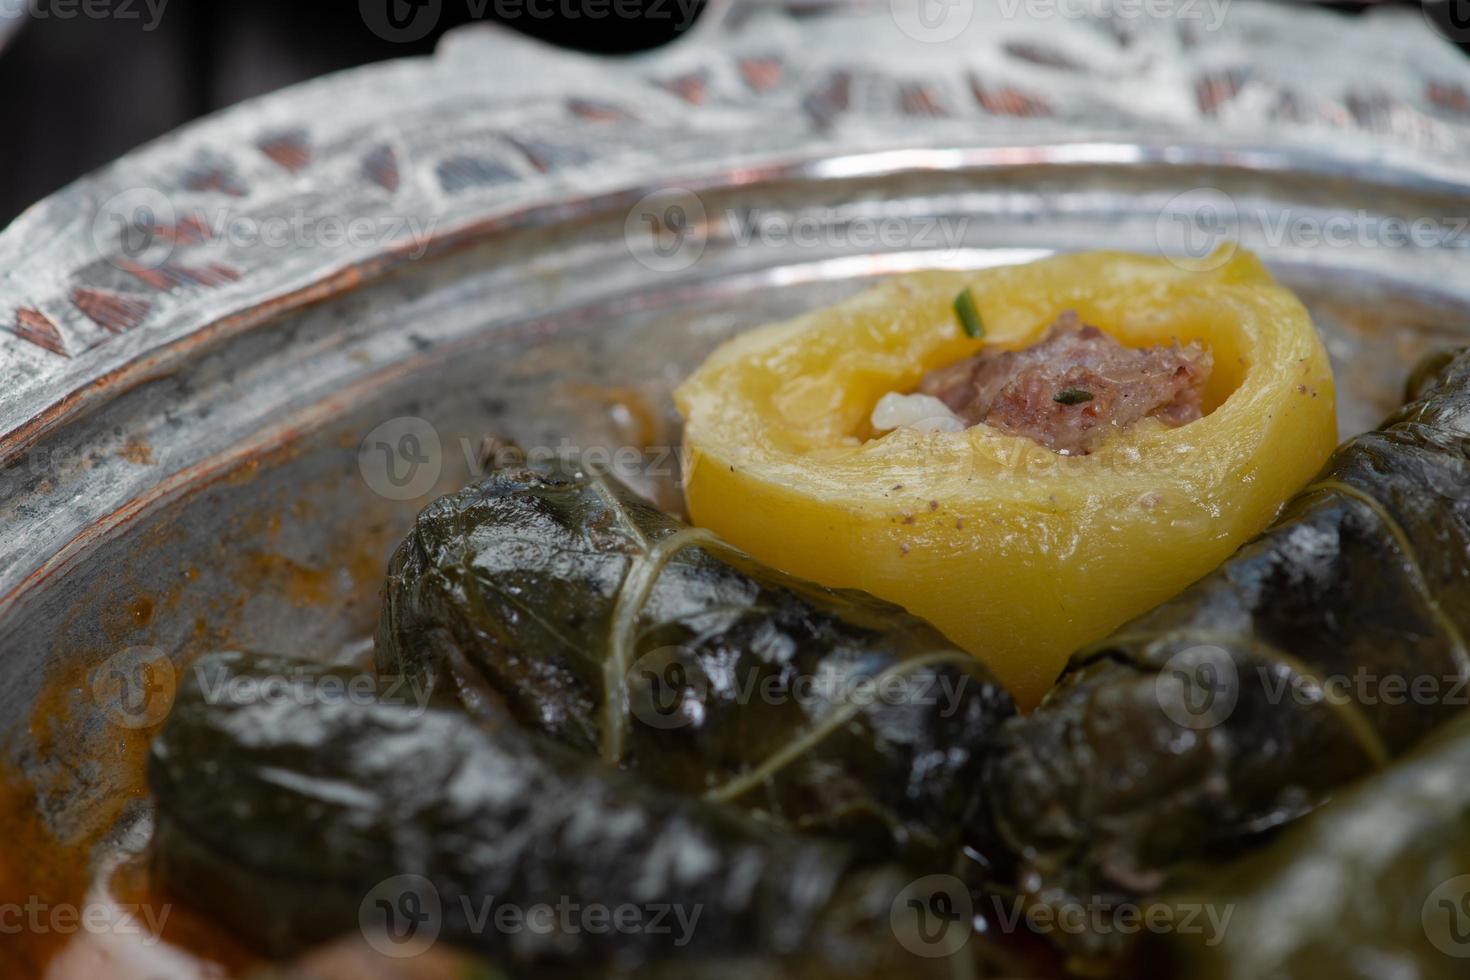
677;250;1336;706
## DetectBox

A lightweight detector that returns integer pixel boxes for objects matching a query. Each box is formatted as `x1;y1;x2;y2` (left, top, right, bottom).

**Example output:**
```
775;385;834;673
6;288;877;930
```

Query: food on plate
676;250;1336;706
1152;709;1470;980
988;346;1470;954
148;652;964;977
377;449;1015;865
133;248;1462;980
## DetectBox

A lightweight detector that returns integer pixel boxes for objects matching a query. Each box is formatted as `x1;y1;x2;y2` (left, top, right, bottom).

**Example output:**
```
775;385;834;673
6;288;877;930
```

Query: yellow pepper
675;250;1336;708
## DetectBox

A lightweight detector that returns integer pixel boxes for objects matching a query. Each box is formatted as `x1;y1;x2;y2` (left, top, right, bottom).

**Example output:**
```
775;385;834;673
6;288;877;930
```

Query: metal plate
2;2;1469;975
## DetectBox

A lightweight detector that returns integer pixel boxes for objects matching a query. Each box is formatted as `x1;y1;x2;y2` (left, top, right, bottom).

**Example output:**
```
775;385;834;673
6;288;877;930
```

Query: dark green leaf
1155;710;1470;979
1053;388;1094;405
989;347;1470;958
377;455;1015;867
149;652;957;976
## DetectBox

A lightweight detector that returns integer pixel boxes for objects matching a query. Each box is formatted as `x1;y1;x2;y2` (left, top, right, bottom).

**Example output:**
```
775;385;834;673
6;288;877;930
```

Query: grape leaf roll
989;347;1470;955
376;452;1015;866
148;652;963;977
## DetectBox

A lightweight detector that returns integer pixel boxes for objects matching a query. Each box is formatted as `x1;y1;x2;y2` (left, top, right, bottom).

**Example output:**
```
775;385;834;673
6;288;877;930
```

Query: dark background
0;0;705;226
0;0;1462;227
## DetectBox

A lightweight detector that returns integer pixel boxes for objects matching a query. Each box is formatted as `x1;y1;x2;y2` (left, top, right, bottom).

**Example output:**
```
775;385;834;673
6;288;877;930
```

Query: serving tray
2;1;1469;974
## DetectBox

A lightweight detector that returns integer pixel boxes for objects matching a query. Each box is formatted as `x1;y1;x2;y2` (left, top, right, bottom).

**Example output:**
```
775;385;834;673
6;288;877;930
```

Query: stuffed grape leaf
376;452;1015;866
1152;708;1470;979
988;347;1470;955
149;652;963;977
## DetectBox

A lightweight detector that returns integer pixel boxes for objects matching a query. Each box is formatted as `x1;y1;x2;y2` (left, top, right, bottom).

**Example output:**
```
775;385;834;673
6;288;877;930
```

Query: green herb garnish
953;288;984;338
1054;388;1094;405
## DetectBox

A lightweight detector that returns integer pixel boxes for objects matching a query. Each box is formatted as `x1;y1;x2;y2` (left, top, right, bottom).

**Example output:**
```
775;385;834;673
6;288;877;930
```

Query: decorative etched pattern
70;289;152;335
567;98;635;123
969;76;1052;118
656;70;710;105
10;309;67;358
739;56;783;93
1196;69;1249;116
505;135;595;174
0;2;1468;456
362;144;401;192
147;213;213;246
437;155;521;193
1428;81;1470;116
119;261;243;293
256;129;313;173
182;165;249;198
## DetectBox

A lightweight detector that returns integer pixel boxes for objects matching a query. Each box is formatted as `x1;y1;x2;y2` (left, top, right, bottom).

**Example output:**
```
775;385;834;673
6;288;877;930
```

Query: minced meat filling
906;311;1212;455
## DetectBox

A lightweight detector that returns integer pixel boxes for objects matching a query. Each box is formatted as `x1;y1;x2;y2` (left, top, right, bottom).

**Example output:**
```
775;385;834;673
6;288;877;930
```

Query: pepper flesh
675;250;1336;707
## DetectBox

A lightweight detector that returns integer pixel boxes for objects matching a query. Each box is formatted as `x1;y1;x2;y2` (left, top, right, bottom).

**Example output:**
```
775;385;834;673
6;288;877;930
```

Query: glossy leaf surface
377;456;1015;865
1154;709;1470;979
149;652;957;976
989;347;1470;955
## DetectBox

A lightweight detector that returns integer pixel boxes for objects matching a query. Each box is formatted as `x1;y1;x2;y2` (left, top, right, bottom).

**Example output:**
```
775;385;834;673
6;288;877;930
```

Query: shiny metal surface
0;2;1468;971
